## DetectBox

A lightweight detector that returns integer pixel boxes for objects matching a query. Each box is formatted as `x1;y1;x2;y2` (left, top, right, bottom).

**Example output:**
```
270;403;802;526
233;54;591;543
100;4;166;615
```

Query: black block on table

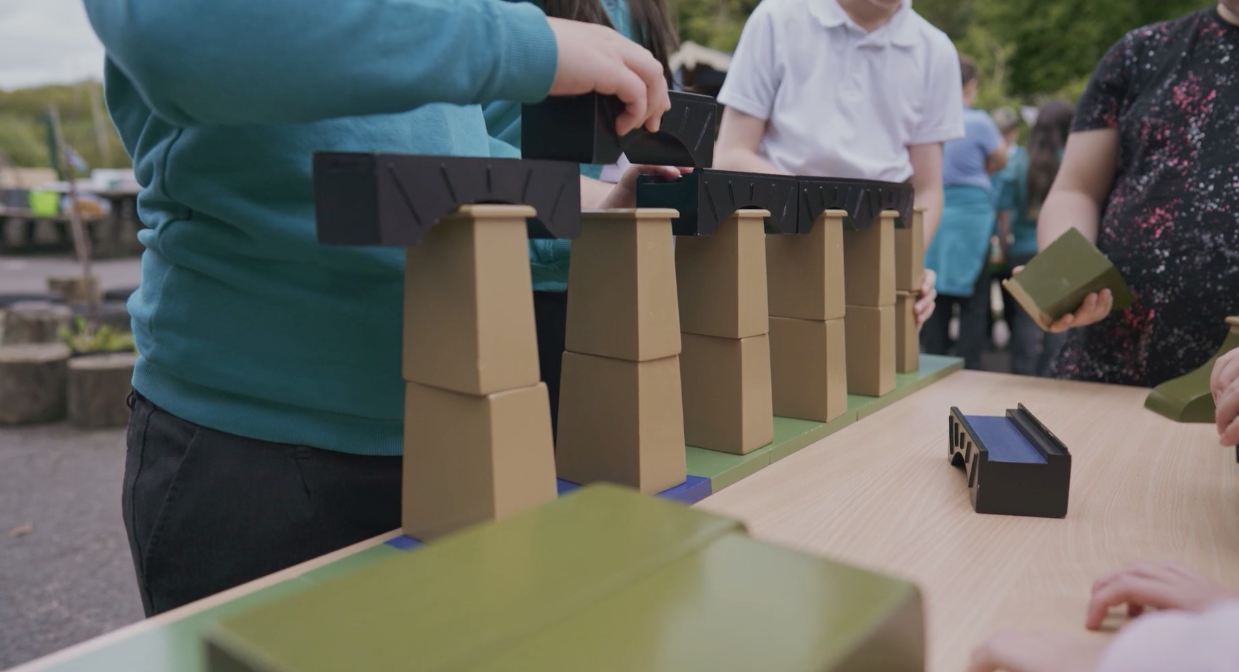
635;169;798;236
521;91;718;168
313;152;581;245
948;404;1071;519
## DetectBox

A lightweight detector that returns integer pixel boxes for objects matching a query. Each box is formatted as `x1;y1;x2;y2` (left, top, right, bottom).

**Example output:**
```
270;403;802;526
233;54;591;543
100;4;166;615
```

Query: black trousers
533;290;569;438
122;392;401;616
920;263;992;371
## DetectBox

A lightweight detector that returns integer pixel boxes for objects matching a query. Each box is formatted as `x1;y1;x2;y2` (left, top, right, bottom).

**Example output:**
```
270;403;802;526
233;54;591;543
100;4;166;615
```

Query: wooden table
15;368;1238;672
697;370;1239;672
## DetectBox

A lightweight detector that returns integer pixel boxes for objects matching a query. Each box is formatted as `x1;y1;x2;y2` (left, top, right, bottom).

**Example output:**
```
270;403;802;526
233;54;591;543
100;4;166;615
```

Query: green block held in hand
1146;317;1239;422
1001;228;1135;330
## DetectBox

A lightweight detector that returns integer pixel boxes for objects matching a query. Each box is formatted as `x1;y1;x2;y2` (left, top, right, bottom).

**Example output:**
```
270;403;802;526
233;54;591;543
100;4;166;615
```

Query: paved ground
0;423;144;669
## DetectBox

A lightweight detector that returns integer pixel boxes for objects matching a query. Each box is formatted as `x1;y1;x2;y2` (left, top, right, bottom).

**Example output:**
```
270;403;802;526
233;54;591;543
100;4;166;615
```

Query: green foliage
671;0;760;51
0;81;129;171
58;317;136;355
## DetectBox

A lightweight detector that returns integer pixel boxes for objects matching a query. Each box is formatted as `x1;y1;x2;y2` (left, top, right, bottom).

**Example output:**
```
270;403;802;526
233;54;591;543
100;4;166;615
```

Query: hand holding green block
1002;228;1135;332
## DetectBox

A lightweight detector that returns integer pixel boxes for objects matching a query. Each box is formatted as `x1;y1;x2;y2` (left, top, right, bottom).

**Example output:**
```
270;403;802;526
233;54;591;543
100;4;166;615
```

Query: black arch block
948;404;1072;519
796;177;874;233
635;169;799;236
522;91;718;168
313;152;581;246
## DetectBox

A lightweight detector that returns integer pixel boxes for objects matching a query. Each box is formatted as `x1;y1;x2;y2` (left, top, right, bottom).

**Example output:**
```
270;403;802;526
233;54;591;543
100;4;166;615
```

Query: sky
0;0;105;90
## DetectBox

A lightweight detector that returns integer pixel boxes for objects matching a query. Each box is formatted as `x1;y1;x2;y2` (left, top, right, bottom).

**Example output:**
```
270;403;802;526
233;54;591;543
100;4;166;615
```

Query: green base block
1146;320;1239;423
687;355;963;492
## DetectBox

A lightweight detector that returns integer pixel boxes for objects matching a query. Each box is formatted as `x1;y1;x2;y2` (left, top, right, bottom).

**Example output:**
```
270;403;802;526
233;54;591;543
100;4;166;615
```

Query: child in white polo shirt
715;0;964;325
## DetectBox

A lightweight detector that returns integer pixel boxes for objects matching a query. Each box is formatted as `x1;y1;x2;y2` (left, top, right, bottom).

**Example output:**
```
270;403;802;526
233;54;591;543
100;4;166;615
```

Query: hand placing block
846;305;895;397
676;209;770;339
895;292;919;373
1001;227;1135;331
769;317;847;422
402;205;541;395
565;209;681;362
843;210;896;308
894;206;925;293
949;404;1071;518
1146;316;1239;422
555;352;686;494
681;333;773;454
766;210;846;321
403;381;557;541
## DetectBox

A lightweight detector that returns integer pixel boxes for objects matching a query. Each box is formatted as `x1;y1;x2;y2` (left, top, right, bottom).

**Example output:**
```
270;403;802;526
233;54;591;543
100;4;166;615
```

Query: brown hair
1026;100;1076;210
543;0;678;84
959;55;979;86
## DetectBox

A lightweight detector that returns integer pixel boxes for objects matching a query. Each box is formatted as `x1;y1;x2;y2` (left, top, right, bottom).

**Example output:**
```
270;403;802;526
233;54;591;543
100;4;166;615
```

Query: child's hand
598;165;692;209
1085;561;1239;630
1010;266;1113;333
1210;349;1239;445
967;631;1108;672
546;18;671;136
915;269;937;327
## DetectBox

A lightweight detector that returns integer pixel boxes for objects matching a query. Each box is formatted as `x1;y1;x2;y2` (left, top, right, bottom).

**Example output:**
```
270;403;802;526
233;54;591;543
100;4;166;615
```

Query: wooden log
67;352;137;429
0;343;70;424
1;301;73;345
48;275;99;303
69;301;130;333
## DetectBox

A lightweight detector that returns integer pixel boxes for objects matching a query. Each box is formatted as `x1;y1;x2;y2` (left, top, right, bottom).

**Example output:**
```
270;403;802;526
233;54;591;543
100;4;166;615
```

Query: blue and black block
948;404;1071;518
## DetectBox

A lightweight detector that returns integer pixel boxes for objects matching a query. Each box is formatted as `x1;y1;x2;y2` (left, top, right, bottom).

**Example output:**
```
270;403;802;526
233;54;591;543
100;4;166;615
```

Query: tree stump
48;276;99;304
1;302;73;345
67;353;137;429
0;343;70;424
69;301;131;333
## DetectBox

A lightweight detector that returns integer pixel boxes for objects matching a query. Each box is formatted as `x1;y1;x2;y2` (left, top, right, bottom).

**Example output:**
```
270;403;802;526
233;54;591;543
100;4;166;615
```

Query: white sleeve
716;3;780;121
1097;602;1239;672
911;36;964;145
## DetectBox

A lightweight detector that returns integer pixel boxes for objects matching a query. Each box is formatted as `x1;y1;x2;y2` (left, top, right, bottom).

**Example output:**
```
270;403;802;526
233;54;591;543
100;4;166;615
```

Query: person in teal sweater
486;0;683;433
83;0;670;615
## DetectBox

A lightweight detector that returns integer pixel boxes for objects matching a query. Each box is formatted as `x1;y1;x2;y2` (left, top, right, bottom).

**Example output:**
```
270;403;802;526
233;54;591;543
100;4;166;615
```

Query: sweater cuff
490;1;557;104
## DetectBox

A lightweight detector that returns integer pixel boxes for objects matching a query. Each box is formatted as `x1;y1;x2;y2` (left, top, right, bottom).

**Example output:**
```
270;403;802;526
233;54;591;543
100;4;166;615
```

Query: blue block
385;535;422;551
964;415;1046;464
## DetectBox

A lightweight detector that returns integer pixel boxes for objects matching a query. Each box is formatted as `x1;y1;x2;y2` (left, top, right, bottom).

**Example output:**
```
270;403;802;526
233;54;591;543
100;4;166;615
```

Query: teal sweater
84;0;558;455
486;0;635;292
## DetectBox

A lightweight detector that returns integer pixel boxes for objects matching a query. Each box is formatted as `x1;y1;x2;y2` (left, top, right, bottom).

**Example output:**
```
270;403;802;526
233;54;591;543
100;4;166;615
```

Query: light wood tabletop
696;370;1239;672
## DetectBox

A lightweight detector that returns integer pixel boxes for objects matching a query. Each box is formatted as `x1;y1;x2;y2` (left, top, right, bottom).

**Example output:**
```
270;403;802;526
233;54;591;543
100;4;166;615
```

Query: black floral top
1052;8;1239;387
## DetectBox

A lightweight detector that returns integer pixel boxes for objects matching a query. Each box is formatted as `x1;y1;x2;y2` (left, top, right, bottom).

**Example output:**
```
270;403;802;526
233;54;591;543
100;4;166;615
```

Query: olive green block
1146;318;1239;422
207;485;924;672
1001;228;1135;330
297;541;404;585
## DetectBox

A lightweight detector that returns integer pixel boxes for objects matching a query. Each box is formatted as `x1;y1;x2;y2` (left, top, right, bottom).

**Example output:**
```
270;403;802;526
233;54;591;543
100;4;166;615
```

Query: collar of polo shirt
807;0;918;48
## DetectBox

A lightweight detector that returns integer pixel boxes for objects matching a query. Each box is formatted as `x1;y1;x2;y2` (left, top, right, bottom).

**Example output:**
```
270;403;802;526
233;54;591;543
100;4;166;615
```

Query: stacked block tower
310;91;919;542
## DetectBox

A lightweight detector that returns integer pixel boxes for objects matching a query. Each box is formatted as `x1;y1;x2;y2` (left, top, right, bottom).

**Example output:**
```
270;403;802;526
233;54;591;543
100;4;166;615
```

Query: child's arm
84;0;667;133
1034;129;1117;251
1085;561;1239;629
1094;602;1239;672
1211;349;1239;445
712;2;784;176
714;108;784;175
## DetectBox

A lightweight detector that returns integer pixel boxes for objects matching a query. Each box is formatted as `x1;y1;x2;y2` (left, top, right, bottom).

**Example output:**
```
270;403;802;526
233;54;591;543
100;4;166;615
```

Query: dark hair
543;0;679;84
959;55;979;86
1026;100;1076;210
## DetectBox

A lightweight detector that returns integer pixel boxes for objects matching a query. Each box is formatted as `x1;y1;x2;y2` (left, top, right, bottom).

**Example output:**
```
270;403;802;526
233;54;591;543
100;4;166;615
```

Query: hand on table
915;268;937;327
1211;349;1239;445
1010;266;1114;333
1085;560;1239;629
547;18;670;136
967;631;1108;672
598;165;692;209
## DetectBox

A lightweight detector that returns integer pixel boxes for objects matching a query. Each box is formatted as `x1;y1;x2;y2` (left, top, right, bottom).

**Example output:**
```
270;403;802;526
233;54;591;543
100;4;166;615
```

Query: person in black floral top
1028;2;1239;388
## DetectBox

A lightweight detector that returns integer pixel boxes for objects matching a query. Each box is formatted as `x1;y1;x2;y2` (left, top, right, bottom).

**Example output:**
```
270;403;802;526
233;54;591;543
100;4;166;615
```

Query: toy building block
636;169;799;236
676;209;769;339
312;152;581;245
208;484;926;672
555;352;686;494
895;292;919;373
680;333;773;454
769;317;847;422
565;209;681;362
895;206;925;292
872;180;915;228
1146;316;1239;422
949;404;1072;518
766;209;846;321
843;210;896;308
522;91;719;168
403;381;556;540
797;177;873;233
845;305;895;397
402;205;541;395
1002;227;1136;331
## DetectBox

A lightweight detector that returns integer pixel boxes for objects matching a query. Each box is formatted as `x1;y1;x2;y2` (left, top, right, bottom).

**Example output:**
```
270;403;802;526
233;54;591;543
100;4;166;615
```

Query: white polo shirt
718;0;964;181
